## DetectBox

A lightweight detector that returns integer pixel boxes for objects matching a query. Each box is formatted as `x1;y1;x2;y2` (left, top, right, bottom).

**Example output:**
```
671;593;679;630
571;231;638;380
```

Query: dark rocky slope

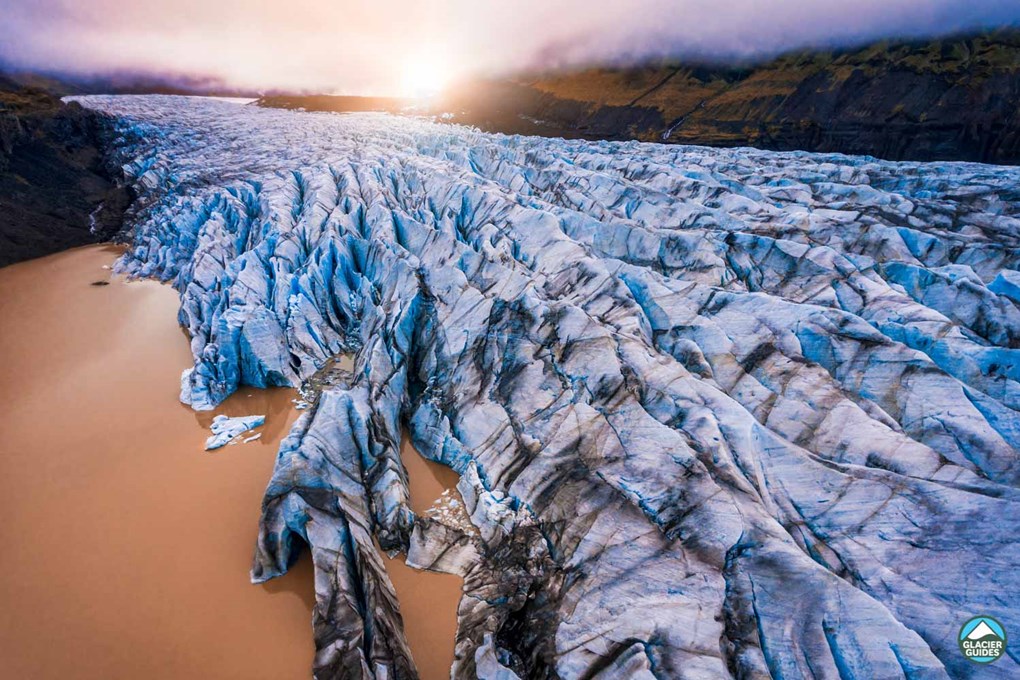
0;79;130;267
468;31;1020;163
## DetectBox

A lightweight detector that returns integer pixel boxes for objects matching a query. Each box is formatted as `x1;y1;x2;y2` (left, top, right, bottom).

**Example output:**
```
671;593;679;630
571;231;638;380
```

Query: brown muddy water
384;438;464;678
0;245;462;680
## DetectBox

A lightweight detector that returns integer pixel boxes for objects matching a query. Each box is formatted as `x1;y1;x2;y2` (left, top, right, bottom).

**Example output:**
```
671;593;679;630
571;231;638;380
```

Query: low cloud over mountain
2;1;1019;94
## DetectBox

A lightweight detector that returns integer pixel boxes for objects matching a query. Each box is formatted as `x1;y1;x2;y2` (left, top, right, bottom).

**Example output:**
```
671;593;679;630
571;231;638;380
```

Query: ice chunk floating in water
204;414;266;450
78;94;1020;680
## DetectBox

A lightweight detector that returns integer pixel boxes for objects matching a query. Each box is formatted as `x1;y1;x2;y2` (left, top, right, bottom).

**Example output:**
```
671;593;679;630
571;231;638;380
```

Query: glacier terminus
74;95;1019;680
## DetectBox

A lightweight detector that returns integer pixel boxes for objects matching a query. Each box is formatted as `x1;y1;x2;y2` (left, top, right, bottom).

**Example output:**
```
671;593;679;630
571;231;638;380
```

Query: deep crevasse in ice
77;95;1020;680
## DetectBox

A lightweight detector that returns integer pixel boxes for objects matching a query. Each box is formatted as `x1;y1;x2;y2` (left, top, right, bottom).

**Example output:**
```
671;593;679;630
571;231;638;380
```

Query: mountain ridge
431;30;1020;164
248;30;1012;163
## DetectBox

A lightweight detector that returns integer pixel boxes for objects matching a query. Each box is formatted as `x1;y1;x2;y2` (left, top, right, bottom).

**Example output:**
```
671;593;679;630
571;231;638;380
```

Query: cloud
1;0;1018;93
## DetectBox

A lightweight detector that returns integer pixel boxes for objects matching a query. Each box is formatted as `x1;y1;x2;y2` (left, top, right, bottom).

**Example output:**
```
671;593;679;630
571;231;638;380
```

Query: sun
400;55;452;99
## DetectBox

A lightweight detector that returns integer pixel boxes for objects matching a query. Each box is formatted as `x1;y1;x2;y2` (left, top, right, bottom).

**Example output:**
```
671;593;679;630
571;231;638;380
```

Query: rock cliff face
0;79;130;267
79;95;1020;680
431;31;1020;164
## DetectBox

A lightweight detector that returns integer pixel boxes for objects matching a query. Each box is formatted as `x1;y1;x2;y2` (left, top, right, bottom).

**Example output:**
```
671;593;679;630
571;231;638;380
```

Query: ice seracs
77;94;1020;680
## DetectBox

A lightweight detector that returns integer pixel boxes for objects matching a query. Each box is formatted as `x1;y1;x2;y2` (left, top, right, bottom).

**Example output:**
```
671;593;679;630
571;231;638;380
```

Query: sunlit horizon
2;0;1019;95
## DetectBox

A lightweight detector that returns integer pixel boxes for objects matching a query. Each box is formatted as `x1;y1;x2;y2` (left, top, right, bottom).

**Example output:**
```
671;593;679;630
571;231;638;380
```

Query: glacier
75;94;1020;680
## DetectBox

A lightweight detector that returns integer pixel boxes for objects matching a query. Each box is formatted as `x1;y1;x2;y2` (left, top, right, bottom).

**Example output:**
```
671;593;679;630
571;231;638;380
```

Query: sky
1;0;1019;95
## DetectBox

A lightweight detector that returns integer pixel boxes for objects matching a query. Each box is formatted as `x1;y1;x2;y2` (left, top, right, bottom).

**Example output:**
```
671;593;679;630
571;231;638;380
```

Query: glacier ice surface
76;95;1020;680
